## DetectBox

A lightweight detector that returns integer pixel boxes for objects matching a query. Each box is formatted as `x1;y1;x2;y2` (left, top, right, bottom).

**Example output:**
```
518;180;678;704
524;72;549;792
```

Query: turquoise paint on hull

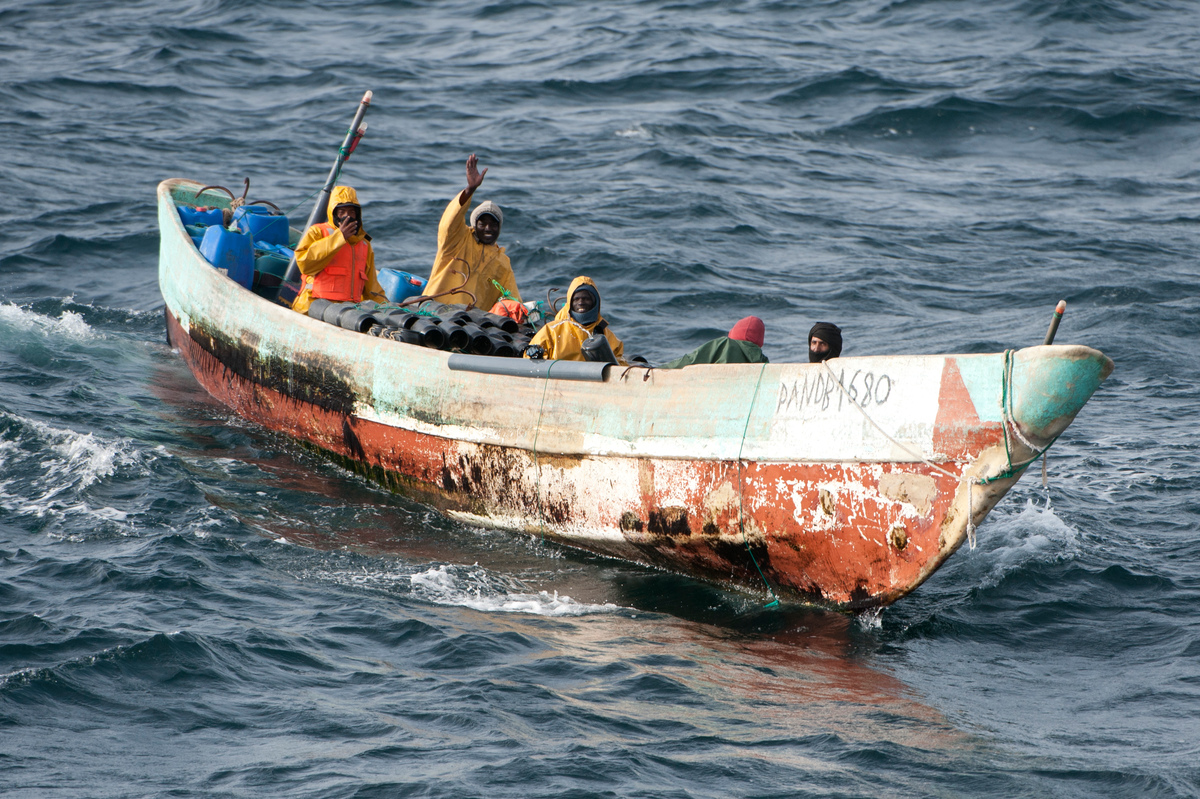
956;354;1006;423
1011;346;1114;439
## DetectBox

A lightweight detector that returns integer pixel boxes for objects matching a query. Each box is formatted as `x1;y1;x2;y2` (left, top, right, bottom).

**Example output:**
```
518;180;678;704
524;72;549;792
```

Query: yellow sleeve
295;225;346;276
426;195;474;297
436;194;469;262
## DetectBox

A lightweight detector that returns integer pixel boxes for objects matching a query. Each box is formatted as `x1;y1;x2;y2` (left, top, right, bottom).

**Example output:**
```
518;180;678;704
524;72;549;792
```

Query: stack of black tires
307;299;534;357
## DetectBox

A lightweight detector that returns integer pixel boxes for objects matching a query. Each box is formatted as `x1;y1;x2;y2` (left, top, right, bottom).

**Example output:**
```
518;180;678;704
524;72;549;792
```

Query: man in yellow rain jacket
424;154;521;311
290;185;386;314
525;276;627;364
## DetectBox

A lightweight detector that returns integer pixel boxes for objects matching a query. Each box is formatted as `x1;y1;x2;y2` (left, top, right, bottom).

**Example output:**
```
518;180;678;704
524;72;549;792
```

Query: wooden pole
278;90;373;303
1043;300;1066;345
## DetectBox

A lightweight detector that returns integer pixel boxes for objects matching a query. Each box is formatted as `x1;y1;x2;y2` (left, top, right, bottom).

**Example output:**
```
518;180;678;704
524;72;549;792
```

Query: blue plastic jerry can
178;205;224;227
233;206;289;247
377;269;428;303
199;226;254;289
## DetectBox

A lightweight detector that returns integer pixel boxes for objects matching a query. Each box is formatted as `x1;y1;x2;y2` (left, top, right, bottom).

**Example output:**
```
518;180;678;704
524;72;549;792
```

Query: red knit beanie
728;316;765;348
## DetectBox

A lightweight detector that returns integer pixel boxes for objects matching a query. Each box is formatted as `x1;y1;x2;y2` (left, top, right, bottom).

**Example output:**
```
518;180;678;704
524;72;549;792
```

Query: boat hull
158;178;1112;610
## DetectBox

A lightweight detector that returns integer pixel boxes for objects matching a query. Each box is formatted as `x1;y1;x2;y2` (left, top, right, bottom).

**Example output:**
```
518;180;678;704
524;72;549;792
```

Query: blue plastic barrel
378;269;427;303
199;226;254;289
178;205;224;227
233;206;289;247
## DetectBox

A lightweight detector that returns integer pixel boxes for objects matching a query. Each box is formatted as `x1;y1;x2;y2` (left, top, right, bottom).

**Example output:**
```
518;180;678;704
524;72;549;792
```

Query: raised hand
465;153;488;195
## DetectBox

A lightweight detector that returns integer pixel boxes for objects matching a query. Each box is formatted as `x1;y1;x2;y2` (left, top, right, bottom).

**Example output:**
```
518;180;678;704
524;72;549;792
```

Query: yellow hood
327;185;364;237
554;275;603;329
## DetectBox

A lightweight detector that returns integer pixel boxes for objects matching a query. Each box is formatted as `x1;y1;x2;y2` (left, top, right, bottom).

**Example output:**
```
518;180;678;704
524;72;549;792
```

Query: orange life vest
306;224;370;302
490;298;529;324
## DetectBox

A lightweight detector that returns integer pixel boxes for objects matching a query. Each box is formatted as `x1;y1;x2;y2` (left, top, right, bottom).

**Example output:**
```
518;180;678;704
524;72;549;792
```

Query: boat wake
292;556;623;617
409;564;624;616
963;498;1080;589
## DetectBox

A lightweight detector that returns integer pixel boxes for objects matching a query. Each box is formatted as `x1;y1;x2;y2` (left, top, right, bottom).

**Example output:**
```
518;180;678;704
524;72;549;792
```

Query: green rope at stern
975;349;1060;485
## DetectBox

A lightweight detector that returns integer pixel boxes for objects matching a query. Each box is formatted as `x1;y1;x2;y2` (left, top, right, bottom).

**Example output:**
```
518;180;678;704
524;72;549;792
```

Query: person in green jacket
660;316;769;368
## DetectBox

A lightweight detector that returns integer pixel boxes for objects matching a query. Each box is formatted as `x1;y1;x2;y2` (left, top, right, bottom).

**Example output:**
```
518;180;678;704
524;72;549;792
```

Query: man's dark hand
465;153;488;196
524;344;545;360
336;215;358;238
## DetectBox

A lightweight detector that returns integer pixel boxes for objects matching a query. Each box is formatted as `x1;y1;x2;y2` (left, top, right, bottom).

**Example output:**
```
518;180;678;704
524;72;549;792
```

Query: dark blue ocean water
2;0;1199;796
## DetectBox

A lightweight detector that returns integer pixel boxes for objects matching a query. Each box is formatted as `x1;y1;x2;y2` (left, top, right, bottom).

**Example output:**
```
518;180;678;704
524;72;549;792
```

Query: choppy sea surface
2;0;1199;796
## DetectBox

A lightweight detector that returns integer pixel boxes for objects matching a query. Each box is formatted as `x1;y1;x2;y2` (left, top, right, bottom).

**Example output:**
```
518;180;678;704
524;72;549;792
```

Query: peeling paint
877;472;937;516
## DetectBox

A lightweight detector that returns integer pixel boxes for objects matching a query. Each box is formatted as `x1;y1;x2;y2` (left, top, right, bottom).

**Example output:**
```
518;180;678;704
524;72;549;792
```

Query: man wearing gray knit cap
423;154;522;311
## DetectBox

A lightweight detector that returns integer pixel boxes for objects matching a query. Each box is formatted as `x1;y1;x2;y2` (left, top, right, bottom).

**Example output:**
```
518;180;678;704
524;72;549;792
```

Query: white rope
1002;348;1047;455
1008;416;1040;453
1002;350;1052;494
967;480;977;550
821;361;980;549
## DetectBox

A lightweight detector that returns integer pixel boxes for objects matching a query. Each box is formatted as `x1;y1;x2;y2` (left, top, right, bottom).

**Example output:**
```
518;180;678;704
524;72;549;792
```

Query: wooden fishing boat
157;177;1113;610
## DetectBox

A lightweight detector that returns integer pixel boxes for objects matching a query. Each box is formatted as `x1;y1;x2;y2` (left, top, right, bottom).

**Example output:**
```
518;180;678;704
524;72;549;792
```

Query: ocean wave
825;94;1190;143
0;412;144;529
0;631;224;698
0;229;157;272
0;302;95;341
298;559;622;617
1016;0;1150;24
409;564;623;616
542;65;773;101
970;498;1082;589
767;67;932;108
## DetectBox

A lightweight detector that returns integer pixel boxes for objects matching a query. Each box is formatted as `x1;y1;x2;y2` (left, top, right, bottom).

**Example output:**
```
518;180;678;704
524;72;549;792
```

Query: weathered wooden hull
157;178;1112;610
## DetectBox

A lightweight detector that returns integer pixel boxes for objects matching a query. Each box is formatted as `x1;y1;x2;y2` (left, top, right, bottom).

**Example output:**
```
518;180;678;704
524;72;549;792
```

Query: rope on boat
822;354;1057;552
280;159;348;220
530;360;555;542
994;349;1061;487
283;183;326;220
736;362;779;608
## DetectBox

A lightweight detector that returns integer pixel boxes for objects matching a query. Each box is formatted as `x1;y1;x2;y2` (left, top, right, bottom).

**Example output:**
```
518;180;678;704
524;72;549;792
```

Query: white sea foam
0;412;138;527
972;498;1079;587
615;125;650;139
0;302;96;341
407;564;621;616
305;561;621;617
856;607;884;630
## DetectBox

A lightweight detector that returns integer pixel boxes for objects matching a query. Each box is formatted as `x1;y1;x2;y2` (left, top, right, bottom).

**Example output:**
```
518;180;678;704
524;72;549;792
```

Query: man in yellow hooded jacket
290;185;386;314
424;154;521;311
525;276;627;364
